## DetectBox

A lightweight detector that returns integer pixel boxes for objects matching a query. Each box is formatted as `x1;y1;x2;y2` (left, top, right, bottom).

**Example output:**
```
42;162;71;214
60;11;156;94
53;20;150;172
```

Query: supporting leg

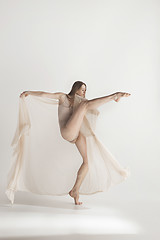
69;132;89;205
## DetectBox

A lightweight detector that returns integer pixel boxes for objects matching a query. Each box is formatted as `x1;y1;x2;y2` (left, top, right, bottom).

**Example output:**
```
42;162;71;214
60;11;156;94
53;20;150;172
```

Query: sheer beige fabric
5;93;130;204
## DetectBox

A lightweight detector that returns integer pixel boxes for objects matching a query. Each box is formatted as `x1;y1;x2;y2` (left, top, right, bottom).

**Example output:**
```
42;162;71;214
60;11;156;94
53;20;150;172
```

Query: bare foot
115;92;131;102
69;189;83;205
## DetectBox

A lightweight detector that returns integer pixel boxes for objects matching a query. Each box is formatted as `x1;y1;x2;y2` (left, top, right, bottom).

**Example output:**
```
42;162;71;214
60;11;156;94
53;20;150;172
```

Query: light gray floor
0;191;159;240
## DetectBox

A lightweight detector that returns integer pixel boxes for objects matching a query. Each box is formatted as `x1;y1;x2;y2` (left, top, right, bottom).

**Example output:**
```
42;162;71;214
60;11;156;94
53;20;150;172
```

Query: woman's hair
67;81;87;97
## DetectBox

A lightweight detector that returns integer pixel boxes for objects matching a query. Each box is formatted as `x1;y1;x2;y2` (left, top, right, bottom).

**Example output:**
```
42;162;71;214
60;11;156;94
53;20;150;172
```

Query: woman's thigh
61;101;88;141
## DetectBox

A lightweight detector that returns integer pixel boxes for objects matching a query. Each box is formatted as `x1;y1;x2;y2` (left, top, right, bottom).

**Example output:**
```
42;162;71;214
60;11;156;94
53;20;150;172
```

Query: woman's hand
114;92;131;102
20;91;30;98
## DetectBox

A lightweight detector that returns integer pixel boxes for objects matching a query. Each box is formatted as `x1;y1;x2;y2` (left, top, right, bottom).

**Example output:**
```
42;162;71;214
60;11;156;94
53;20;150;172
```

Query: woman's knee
78;161;89;174
82;158;89;167
83;162;89;172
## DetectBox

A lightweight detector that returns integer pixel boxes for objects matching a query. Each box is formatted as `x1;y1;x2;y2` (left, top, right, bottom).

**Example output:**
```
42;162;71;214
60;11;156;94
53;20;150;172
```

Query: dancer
19;81;131;205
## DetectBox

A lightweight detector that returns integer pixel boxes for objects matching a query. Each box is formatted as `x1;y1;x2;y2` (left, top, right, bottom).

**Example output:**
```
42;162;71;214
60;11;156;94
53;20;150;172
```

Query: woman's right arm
20;91;43;98
20;91;65;100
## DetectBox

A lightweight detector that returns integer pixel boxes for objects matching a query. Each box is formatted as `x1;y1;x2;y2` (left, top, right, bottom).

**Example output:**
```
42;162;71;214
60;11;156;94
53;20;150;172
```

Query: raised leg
87;92;131;110
62;93;114;142
62;92;130;143
69;132;89;205
62;100;88;142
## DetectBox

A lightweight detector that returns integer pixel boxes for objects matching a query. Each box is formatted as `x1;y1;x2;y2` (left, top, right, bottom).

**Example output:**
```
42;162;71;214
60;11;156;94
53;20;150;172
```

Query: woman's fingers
24;92;29;97
20;91;29;98
20;92;24;98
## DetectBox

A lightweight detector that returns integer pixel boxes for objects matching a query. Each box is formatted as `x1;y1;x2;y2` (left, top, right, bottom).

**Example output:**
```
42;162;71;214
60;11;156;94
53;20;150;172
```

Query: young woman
19;81;131;205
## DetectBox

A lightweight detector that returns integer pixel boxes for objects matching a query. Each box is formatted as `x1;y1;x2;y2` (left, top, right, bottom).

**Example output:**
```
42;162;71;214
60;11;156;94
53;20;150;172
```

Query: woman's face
76;84;86;98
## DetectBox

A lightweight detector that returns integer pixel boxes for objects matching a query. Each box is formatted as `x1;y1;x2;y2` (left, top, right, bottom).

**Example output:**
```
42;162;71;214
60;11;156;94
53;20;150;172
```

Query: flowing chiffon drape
5;94;130;204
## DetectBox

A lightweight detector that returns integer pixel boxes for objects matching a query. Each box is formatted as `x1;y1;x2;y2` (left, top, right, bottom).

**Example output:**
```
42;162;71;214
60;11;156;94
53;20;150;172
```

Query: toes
75;197;83;205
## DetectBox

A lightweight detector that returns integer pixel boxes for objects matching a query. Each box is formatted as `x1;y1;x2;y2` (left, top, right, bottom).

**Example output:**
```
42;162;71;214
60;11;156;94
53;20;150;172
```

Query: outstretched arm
20;91;64;100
